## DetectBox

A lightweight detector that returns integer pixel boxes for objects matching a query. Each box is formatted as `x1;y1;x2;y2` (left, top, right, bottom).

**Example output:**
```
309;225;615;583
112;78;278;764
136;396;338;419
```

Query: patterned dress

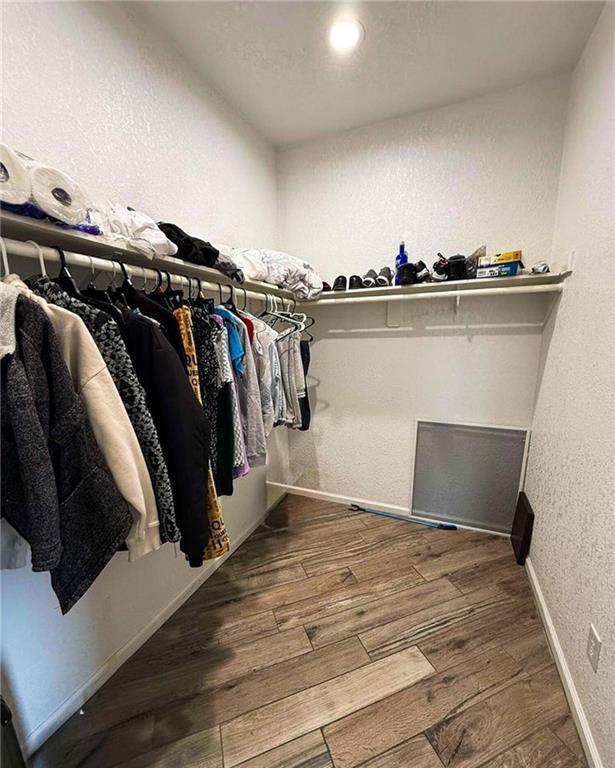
191;307;220;471
173;306;231;559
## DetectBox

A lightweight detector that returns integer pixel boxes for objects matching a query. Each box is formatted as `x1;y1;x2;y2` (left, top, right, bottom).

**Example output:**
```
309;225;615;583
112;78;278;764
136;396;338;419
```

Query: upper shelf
302;270;571;306
0;210;294;299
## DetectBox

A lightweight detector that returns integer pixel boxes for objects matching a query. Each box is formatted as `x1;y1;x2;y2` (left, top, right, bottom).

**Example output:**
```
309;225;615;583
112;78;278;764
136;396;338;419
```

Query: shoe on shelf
322;281;332;292
432;254;449;282
415;260;430;283
333;275;347;291
362;269;378;288
448;254;467;280
376;266;393;286
349;275;364;290
398;262;418;286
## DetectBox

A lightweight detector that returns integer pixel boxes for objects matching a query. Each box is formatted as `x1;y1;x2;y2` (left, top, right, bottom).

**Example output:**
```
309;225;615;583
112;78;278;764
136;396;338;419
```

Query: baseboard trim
525;557;603;768
266;482;509;537
24;510;267;757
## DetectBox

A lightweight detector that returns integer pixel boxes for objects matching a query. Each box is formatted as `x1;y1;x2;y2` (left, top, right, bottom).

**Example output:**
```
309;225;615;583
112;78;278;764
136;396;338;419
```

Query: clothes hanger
25;240;46;276
0;237;10;277
81;256;125;322
222;283;240;315
111;261;132;308
51;246;81;297
163;270;184;309
260;294;304;339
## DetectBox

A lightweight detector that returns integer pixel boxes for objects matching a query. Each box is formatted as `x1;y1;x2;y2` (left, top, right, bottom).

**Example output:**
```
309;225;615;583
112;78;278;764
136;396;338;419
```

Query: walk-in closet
1;2;613;767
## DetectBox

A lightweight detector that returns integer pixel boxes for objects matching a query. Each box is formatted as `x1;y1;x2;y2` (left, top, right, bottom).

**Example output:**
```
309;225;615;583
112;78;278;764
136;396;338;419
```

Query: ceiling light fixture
329;18;364;53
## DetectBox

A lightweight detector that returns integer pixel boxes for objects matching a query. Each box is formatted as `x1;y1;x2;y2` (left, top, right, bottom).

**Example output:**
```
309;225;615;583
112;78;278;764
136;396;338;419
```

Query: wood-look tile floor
32;495;588;768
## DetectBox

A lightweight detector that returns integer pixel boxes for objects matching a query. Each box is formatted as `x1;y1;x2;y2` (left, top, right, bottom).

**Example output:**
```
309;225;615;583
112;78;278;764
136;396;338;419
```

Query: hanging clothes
239;312;275;437
3;275;161;561
28;275;179;544
299;339;311;431
174;305;231;560
120;309;210;566
0;284;133;613
122;283;187;370
211;314;249;481
277;331;303;429
191;306;220;474
216;306;267;468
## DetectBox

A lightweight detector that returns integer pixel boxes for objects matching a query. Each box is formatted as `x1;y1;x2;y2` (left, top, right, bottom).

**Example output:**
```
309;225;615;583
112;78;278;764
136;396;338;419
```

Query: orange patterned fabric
174;306;230;559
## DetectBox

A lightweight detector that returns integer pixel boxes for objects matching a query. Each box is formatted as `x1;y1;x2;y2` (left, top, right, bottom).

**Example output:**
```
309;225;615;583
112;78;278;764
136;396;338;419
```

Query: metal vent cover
411;419;528;533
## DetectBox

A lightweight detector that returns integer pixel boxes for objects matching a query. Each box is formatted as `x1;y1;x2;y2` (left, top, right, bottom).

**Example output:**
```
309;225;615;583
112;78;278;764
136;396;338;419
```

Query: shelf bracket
386;300;403;328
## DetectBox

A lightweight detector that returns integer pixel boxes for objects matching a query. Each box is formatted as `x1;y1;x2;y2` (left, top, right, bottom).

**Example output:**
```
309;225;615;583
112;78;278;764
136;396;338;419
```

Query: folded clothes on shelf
215;244;323;299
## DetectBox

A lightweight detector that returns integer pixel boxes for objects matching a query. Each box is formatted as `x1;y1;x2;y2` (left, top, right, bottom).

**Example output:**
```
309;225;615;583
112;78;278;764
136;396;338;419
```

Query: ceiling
140;1;603;147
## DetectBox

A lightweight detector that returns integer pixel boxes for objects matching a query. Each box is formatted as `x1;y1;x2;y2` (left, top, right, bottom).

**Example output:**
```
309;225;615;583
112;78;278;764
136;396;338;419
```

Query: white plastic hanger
25;240;46;275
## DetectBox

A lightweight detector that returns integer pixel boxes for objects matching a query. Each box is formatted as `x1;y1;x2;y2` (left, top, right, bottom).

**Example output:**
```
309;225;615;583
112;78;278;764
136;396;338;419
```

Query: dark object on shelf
432;254;449;281
415;260;430;283
157;222;219;267
397;262;417;285
1;698;26;768
511;491;535;565
448;254;467;280
333;275;347;291
465;255;478;279
376;266;393;286
322;281;332;292
349;274;363;290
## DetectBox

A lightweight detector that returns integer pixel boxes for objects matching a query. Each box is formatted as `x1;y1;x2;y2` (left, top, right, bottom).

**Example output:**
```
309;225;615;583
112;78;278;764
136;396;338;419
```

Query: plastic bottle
394;241;408;285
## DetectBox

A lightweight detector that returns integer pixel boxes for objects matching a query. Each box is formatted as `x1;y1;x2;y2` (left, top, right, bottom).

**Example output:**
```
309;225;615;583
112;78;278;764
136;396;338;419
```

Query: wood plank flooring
31;494;588;768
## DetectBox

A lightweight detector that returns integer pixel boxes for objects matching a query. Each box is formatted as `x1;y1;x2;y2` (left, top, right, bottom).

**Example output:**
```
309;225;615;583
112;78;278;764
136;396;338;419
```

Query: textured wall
268;293;549;508
0;1;279;751
271;76;569;509
278;76;570;279
525;6;615;765
2;2;277;247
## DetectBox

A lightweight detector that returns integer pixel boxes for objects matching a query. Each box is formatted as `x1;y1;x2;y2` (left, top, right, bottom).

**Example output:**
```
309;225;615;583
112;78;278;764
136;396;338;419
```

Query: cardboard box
476;261;522;279
477;250;524;268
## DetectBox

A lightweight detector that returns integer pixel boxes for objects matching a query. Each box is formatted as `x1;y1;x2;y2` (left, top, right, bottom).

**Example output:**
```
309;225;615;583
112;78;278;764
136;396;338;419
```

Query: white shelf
0;210;294;301
300;271;571;306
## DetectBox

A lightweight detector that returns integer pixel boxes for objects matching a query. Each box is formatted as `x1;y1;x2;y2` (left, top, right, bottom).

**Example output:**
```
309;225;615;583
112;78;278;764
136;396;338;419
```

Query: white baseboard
266;482;509;537
24;510;267;757
525;557;603;768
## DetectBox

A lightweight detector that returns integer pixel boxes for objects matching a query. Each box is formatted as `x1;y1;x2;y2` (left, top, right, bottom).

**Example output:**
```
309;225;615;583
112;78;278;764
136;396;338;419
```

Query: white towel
0;144;31;205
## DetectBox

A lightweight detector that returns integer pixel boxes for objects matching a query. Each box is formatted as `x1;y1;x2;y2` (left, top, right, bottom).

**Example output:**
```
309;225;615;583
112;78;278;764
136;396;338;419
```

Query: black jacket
1;294;133;613
120;310;210;566
123;285;187;371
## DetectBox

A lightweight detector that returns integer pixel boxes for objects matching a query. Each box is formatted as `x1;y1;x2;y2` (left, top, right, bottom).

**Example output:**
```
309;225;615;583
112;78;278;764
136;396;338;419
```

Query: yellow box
478;250;524;267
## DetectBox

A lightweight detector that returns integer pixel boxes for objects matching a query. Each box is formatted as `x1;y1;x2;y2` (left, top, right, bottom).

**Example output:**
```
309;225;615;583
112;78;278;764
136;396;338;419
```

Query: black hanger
51;246;81;297
239;286;248;312
223;283;241;316
193;277;215;313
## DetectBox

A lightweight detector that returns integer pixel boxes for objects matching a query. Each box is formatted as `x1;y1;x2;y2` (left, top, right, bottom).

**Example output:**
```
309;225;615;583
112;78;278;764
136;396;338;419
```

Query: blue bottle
394;241;408;285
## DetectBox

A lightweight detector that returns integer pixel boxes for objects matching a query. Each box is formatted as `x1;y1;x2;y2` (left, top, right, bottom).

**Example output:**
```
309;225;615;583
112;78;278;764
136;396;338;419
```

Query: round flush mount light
329;18;364;53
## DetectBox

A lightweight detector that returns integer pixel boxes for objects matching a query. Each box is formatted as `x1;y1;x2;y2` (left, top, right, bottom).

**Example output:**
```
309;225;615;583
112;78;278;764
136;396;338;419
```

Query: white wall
278;75;570;278
524;6;615;766
1;2;277;248
272;76;570;509
0;1;279;753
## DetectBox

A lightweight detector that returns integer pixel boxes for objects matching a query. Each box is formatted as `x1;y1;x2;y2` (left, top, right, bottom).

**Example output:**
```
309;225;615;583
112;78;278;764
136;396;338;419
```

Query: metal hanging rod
0;236;291;303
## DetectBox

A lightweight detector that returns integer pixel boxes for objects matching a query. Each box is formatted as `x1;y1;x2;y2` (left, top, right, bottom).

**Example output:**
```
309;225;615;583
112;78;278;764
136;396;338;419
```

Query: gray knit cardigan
0;289;132;613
